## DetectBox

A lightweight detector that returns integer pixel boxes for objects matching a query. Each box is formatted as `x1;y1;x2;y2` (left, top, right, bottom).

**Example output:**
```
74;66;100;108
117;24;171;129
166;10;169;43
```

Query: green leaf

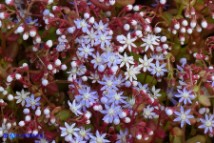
56;109;71;121
186;135;206;143
116;0;135;6
173;136;182;143
137;73;157;85
198;95;211;107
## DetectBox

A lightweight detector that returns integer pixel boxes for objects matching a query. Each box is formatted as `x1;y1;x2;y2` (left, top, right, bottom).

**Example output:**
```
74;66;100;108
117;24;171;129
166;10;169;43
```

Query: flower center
114;94;120;100
144;110;150;116
108;109;115;115
205;121;212;127
83;48;89;53
106;81;113;87
80;130;86;137
128;69;134;76
80;21;86;27
109;56;115;62
96;57;101;63
30;100;36;106
67;128;74;134
83;93;90;100
144;61;148;67
182;93;189;98
96;137;103;143
180;113;186;120
99;25;104;30
156;67;161;73
100;35;106;41
126;39;131;45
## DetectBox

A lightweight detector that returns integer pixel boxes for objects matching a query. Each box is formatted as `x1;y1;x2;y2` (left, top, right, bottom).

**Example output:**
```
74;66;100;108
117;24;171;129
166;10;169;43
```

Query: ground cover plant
0;0;214;142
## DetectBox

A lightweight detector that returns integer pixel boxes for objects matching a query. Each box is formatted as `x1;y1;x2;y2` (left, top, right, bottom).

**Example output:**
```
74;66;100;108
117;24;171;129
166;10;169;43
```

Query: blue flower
198;114;214;134
102;52;121;68
25;94;40;110
174;106;194;128
91;52;103;69
149;61;167;77
98;75;118;91
90;130;110;143
68;100;83;116
74;19;89;33
83;28;98;46
25;17;39;26
95;32;112;49
114;74;125;87
135;82;149;93
101;104;122;124
78;127;92;141
77;44;94;59
103;90;127;105
93;20;109;32
174;88;195;104
75;86;98;109
116;129;128;143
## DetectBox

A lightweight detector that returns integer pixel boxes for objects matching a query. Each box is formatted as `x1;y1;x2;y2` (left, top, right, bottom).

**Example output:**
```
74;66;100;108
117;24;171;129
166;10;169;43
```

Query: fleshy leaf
116;0;135;6
198;95;211;106
56;109;71;121
186;135;206;143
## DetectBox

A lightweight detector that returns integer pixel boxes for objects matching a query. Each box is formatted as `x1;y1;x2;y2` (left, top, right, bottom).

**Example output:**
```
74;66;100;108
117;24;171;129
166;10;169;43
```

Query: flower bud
109;0;116;5
18;121;25;127
29;28;37;37
42;79;49;86
201;20;208;28
126;5;133;11
160;0;167;5
7;75;13;83
23;32;29;40
154;27;162;33
35;108;41;116
123;24;130;31
46;40;53;48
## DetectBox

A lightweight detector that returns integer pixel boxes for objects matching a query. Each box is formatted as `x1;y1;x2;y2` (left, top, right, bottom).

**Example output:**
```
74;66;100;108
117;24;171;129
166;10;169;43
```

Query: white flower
124;97;135;108
119;52;135;68
83;28;98;46
141;34;160;51
89;72;100;83
68;100;82;116
198;114;214;134
60;122;80;142
67;67;78;80
151;86;161;98
143;105;158;119
124;65;141;81
14;89;30;106
139;55;153;72
117;33;137;52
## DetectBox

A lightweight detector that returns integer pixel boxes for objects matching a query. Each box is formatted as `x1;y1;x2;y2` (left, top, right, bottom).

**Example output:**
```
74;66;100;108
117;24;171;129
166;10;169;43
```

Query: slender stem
90;0;111;11
74;0;79;17
182;125;186;143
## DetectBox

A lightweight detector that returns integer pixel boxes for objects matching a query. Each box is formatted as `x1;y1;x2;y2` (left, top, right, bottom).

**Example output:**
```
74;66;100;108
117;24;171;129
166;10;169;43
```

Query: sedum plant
0;0;213;142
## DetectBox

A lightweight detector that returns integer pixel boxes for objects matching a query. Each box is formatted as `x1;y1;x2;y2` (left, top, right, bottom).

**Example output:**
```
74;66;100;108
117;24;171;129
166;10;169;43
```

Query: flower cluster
0;0;213;143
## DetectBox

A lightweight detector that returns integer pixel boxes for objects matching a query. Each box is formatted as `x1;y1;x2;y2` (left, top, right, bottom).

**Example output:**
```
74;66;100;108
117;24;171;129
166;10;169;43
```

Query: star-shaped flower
117;33;137;52
174;106;194;128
